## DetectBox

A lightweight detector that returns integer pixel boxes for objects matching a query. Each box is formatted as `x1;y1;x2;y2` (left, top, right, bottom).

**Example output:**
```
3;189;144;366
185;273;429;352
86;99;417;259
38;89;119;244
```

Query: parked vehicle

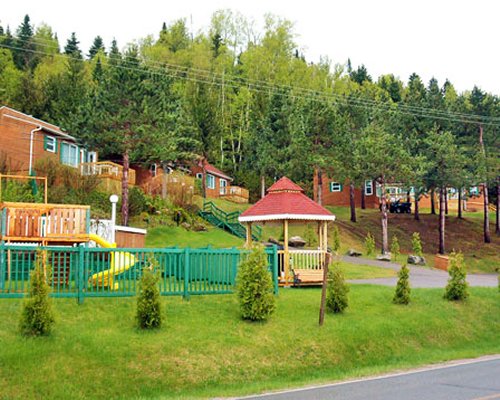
389;199;412;213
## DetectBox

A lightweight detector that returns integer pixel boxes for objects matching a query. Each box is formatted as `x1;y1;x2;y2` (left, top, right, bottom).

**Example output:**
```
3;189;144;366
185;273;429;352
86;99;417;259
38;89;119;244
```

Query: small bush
326;262;349;313
332;225;340;255
412;232;423;257
19;251;55;337
136;265;162;329
393;264;411;305
391;235;400;262
304;225;317;248
365;232;375;256
129;186;149;217
236;246;275;321
444;251;469;301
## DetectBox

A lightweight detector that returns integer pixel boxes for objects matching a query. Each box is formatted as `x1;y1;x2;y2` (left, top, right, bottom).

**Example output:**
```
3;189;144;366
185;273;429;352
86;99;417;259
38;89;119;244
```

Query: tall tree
88;35;105;59
64;32;82;59
14;14;36;69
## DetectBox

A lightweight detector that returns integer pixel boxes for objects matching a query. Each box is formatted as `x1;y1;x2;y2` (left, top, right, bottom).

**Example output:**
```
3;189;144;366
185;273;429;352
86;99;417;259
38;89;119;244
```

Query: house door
220;179;227;195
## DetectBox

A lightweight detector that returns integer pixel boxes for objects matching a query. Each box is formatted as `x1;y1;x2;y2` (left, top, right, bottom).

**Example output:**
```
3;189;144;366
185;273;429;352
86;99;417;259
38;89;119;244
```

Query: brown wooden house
0;106;96;173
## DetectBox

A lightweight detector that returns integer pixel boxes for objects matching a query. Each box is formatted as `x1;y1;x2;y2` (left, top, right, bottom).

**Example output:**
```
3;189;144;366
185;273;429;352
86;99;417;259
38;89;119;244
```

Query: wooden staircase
199;201;261;241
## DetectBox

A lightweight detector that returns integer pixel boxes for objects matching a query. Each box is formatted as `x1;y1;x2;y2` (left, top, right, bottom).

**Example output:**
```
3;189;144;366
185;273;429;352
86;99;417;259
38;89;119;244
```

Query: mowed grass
0;287;498;399
340;262;396;279
145;225;244;248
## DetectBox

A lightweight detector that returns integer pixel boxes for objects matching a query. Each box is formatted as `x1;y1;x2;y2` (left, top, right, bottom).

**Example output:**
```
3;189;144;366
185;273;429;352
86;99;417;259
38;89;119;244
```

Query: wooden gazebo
239;177;336;285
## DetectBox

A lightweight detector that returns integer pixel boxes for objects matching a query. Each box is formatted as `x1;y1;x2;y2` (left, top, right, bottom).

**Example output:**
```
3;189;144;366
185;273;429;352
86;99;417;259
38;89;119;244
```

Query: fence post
77;245;84;305
0;242;5;291
183;248;190;300
272;245;279;295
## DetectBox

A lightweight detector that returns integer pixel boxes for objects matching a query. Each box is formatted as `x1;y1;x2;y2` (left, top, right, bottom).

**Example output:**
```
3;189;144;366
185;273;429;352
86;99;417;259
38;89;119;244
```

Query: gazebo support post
245;222;252;248
283;219;289;285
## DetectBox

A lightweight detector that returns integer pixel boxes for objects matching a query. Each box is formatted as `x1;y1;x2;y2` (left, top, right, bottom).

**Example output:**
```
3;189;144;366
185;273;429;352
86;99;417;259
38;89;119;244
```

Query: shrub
412;232;423;257
19;251;55;337
326;262;349;313
444;251;469;301
136;264;162;329
391;235;400;262
129;186;149;217
304;225;317;248
332;226;340;255
365;232;375;256
393;264;411;305
236;246;275;321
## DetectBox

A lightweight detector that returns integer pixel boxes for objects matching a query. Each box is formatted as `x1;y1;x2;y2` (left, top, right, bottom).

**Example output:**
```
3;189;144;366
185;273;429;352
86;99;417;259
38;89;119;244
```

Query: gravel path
341;255;498;288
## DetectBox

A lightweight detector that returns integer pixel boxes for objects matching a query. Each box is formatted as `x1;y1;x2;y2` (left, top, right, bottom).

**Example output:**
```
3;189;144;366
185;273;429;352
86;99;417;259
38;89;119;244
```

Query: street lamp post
109;194;119;244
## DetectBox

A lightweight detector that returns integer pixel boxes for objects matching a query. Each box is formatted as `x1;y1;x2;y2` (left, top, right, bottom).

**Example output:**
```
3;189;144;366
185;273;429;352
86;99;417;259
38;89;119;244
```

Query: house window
220;179;227;195
44;136;57;153
206;174;215;189
469;186;479;196
61;142;79;167
196;173;203;179
330;182;342;192
150;163;157;177
365;180;373;196
88;151;97;163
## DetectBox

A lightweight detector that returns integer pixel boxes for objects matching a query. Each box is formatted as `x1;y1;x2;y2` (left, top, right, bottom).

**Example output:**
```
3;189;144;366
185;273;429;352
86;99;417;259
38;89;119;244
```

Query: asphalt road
239;356;500;400
342;255;498;288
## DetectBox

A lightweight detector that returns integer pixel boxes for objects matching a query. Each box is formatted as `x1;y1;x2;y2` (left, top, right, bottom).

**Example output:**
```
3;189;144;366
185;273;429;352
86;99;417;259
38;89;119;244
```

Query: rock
407;255;426;265
288;236;306;248
376;253;392;262
347;249;362;257
180;222;191;230
268;237;281;246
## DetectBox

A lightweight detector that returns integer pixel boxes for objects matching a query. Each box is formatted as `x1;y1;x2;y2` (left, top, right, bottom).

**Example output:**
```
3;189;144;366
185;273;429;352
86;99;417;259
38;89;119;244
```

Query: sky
2;0;499;95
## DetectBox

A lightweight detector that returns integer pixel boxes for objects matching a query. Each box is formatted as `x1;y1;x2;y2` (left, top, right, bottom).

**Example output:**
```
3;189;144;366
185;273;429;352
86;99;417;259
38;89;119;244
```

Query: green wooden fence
0;244;278;303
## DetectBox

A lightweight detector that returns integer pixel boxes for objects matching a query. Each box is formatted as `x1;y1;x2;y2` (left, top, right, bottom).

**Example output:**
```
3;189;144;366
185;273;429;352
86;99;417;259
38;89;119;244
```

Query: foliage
128;186;149;217
136;262;162;329
303;225;317;248
365;232;375;256
411;232;423;257
444;251;469;301
19;251;55;336
236;246;275;321
390;235;400;262
326;262;349;313
331;225;341;254
393;264;411;305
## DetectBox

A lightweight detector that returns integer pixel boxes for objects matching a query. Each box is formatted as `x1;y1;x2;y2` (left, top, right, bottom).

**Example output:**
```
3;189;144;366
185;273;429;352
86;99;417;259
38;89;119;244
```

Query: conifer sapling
326;262;349;313
444;251;469;301
365;232;375;256
136;261;162;329
393;263;411;305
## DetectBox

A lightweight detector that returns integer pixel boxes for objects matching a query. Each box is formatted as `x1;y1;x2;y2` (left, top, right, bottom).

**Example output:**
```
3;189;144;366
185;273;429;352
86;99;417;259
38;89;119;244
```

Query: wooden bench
293;268;324;286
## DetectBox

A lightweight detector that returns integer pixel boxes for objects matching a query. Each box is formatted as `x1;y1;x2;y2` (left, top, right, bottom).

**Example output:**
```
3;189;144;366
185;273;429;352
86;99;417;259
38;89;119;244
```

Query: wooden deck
80;161;136;185
0;202;90;244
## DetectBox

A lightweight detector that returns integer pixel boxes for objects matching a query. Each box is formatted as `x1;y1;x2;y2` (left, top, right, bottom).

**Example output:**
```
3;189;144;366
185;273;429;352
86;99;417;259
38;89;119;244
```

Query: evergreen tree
136;266;162;329
411;232;423;257
444;251;469;301
64;32;82;59
390;235;400;262
326;262;349;313
19;251;55;336
393;264;411;305
14;14;36;69
88;35;105;59
365;232;375;256
109;38;121;64
236;246;275;321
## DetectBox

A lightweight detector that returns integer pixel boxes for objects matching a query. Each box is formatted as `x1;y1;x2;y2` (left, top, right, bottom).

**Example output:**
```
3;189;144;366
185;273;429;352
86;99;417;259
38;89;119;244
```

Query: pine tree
411;232;423;257
365;232;375;256
109;38;120;64
326;262;349;313
88;35;105;59
391;235;400;262
14;14;36;69
332;225;340;255
136;266;162;329
64;32;82;59
444;251;469;301
393;264;411;305
236;246;275;321
19;251;55;336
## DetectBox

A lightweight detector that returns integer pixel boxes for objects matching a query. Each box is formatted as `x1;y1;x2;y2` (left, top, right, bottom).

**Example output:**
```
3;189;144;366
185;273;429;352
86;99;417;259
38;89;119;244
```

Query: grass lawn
0;287;498;399
145;225;244;248
340;262;396;279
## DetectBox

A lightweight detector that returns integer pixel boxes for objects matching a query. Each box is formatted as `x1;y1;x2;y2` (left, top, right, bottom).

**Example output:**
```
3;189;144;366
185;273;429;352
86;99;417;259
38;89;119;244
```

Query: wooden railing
277;249;327;282
141;171;195;196
220;186;249;203
0;202;90;243
80;162;136;185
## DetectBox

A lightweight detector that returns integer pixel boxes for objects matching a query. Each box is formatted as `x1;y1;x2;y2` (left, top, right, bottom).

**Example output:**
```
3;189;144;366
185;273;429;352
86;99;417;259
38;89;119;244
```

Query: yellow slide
88;234;136;290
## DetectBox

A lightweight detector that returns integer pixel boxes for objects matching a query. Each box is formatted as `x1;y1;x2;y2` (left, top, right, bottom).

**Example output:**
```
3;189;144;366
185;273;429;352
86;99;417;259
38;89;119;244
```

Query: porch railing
277;249;327;282
220;186;249;203
80;162;136;185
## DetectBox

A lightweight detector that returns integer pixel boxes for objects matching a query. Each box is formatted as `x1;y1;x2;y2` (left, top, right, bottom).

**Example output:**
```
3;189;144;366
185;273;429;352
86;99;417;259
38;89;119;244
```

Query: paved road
239;356;500;400
342;256;498;288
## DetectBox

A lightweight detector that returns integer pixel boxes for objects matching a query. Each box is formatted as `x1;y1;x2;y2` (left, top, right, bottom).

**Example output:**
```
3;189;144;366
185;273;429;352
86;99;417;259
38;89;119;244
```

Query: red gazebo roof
239;177;335;222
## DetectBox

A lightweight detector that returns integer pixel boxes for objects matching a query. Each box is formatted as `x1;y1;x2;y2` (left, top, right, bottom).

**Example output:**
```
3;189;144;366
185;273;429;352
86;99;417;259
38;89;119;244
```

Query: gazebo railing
277;249;327;281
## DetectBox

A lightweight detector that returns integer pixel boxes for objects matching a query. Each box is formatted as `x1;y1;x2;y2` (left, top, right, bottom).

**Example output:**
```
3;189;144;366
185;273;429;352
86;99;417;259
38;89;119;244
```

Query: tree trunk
414;194;420;221
121;150;130;226
406;190;411;203
161;167;168;199
444;189;448;215
430;188;436;215
483;183;491;243
438;187;445;254
349;183;356;222
496;180;499;235
458;188;463;219
260;175;266;199
201;158;207;199
380;179;388;254
361;189;366;209
317;168;323;205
